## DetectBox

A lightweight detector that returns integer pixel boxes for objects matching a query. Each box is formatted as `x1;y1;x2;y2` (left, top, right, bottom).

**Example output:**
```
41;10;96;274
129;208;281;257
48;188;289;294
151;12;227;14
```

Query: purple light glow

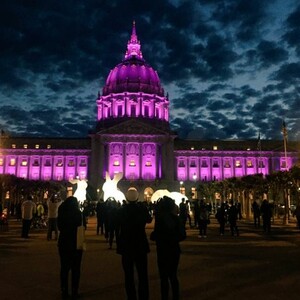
0;151;88;181
0;22;298;196
107;142;158;180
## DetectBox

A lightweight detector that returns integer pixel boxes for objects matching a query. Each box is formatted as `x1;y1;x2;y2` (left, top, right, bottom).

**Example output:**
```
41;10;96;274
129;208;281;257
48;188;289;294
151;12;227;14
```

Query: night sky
1;0;299;141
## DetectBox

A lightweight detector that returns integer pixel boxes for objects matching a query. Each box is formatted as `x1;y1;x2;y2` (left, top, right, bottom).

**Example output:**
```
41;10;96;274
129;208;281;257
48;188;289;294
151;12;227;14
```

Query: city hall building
0;24;299;200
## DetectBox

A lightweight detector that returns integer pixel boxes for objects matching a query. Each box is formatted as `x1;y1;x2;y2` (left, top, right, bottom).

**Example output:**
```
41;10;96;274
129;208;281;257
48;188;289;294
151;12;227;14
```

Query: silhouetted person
57;196;83;299
193;199;200;228
106;199;119;249
151;196;186;300
227;201;239;236
293;204;300;229
21;195;36;238
47;194;62;241
215;203;227;235
96;199;106;235
179;198;188;228
260;200;272;233
252;200;261;227
116;187;152;300
198;200;209;238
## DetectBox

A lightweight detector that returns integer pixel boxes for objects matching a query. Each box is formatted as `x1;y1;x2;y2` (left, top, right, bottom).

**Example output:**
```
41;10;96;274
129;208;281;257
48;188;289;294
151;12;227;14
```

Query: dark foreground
1;216;300;300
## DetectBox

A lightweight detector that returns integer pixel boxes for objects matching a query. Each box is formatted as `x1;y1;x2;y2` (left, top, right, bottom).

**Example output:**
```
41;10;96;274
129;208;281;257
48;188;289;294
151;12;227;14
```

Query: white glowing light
151;189;187;206
69;178;88;204
102;172;126;202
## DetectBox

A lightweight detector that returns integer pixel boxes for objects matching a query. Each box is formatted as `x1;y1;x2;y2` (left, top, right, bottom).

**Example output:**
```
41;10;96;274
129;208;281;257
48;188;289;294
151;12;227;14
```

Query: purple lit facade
0;138;90;181
0;23;299;199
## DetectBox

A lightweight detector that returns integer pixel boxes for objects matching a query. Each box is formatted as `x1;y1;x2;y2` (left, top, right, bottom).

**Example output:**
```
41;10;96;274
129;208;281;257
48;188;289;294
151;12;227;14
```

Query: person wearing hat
116;187;152;300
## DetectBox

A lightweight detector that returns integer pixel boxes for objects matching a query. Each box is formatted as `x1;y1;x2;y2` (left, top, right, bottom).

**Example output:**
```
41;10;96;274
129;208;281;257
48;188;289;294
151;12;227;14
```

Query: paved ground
1;216;300;300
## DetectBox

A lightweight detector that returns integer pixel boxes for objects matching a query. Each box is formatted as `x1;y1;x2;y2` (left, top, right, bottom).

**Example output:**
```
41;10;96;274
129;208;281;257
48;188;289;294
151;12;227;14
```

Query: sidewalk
1;216;300;300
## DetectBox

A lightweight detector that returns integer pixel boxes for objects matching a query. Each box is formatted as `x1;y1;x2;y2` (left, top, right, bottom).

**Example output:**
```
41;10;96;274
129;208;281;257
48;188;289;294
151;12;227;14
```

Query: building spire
125;21;143;59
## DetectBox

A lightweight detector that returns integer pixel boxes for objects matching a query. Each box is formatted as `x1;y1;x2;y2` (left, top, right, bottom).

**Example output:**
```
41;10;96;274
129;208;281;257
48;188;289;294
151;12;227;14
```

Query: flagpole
282;121;288;171
257;132;262;174
282;120;289;224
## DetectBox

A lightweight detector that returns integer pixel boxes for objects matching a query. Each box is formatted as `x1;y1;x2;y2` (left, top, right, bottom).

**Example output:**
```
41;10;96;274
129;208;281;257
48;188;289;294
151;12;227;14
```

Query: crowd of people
56;189;186;300
1;192;300;300
177;198;242;237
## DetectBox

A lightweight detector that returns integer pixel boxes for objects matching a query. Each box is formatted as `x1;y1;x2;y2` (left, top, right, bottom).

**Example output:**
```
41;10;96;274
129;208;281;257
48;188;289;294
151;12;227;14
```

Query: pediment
96;119;171;135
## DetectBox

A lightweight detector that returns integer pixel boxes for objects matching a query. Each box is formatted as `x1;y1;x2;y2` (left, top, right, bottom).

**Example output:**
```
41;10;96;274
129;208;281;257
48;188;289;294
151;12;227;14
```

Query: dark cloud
239;85;261;98
272;62;300;85
210;0;269;42
283;4;300;56
206;99;233;111
256;41;288;68
171;92;210;111
0;0;299;141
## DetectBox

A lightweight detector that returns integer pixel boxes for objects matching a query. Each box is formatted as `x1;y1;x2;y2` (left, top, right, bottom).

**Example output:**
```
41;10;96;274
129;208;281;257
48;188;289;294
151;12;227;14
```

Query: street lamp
192;173;197;200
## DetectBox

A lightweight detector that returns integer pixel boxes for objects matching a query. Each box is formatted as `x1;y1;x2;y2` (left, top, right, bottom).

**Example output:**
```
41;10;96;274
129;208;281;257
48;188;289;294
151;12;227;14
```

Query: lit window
224;160;230;168
145;161;152;167
247;160;253;167
45;159;51;166
33;159;39;166
201;160;208;167
213;161;219;167
129;160;136;167
235;160;242;167
79;159;86;166
113;160;120;166
213;146;218;150
178;161;185;167
0;158;3;166
47;144;51;149
21;159;28;166
10;158;16;166
68;160;75;167
23;144;28;149
12;144;16;149
35;144;40;149
56;159;63;167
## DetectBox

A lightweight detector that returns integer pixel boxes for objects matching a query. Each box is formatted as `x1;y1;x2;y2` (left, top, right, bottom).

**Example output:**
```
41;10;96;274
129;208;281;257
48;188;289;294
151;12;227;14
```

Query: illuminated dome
96;22;169;128
102;22;164;96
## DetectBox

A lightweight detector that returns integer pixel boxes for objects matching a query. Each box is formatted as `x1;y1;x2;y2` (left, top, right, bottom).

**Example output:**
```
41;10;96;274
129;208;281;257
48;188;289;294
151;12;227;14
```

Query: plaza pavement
1;216;300;300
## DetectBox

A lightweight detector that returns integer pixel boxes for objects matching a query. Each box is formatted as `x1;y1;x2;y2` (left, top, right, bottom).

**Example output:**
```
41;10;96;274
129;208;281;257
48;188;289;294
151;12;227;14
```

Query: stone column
90;135;103;190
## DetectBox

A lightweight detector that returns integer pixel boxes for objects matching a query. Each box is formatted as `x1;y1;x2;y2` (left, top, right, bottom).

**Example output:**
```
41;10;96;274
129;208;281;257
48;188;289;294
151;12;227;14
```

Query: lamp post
192;173;197;199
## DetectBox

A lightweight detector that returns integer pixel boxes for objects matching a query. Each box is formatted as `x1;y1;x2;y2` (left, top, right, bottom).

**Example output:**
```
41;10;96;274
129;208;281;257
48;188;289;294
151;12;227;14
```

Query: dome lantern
125;21;143;59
